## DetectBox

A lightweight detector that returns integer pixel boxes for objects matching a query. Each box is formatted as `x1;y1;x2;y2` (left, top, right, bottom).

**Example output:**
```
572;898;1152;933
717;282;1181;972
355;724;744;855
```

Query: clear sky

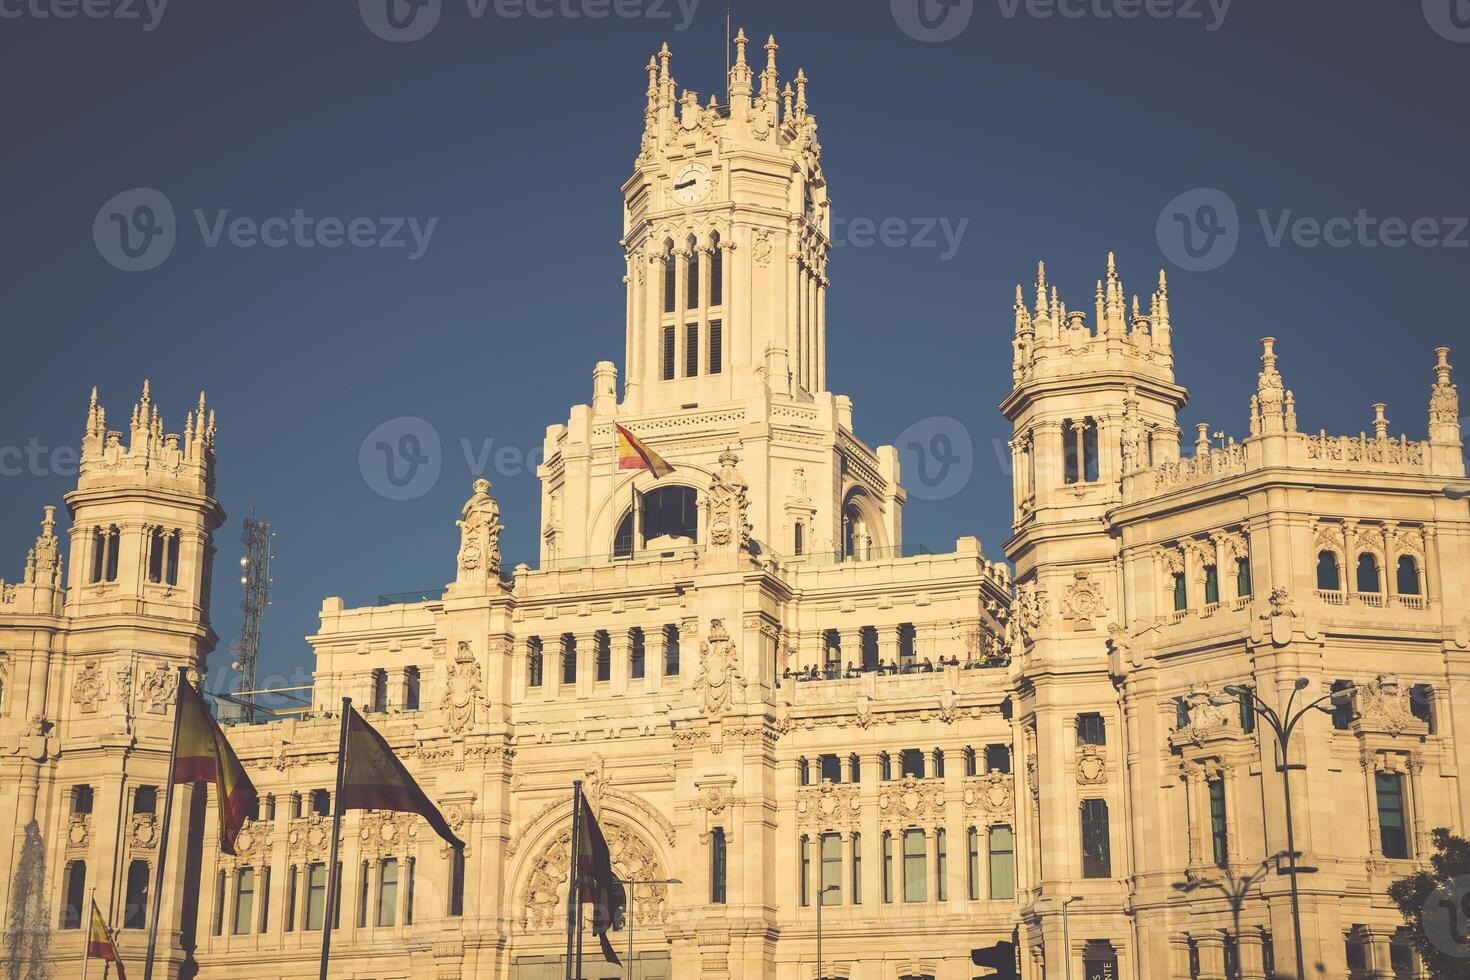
1;0;1466;690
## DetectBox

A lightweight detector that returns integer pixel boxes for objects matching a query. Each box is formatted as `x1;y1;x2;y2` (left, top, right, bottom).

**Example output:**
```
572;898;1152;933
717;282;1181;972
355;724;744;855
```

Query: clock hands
674;178;699;191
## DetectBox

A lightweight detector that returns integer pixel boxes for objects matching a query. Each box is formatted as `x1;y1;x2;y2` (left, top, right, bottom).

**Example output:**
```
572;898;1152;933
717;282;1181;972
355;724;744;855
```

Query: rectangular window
212;870;225;936
630;630;645;680
664;627;680;676
233;868;255;935
849;754;861;784
1377;773;1409;859
902;829;927;903
989;826;1015;900
449;849;465;917
1172;572;1187;611
357;862;370;928
596;632;611;683
799;836;810;907
967;827;980;901
986;744;1012;774
1237;688;1256;734
710;827;727;904
663;255;676;313
685;323;699;377
1236;556;1252;598
562;635;577;685
134;785;158;815
820;833;842;906
528;639;543;688
898;623;916;671
661;325;676;380
405;667;421;710
1204;565;1220;605
708;320;723;375
377;858;398;927
935;828;948;902
284;867;298;932
1411;684;1435;733
882;832;893;904
73;784;94;815
709;248;723;305
1208;778;1228;867
61;861;87;930
258;866;271;933
1331;680;1354;730
124;860;149;929
851;833;862;905
306;864;327;931
405;858;415;925
819;754;842;784
1076;713;1106;746
1081;799;1111;878
900;748;926;779
687;251;700;309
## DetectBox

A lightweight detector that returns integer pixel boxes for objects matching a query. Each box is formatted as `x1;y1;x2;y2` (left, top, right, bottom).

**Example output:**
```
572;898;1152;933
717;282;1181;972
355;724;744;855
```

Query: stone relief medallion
1063;571;1106;628
67;818;90;849
441;641;486;735
521;819;667;931
1076;748;1107;786
131;813;158;850
72;661;107;713
139;662;178;715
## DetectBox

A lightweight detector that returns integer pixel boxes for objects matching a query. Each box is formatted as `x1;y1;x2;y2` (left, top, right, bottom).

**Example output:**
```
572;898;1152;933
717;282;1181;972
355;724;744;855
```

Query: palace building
3;29;1468;980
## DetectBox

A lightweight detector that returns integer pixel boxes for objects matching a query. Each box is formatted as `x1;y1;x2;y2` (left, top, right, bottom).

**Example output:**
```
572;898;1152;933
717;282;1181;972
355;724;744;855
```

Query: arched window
1357;553;1382;594
1396;555;1421;596
662;241;676;314
641;485;697;545
1236;555;1253;598
1316;551;1341;591
613;510;634;559
1171;572;1187;611
1203;564;1220;605
709;232;723;306
686;235;700;309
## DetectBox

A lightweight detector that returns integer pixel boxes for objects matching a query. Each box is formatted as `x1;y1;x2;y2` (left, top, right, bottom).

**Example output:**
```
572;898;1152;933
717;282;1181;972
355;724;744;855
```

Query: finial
140;379;151;406
1372;402;1389;440
1158;268;1168;295
794;68;808;114
1260;336;1278;373
734;27;748;65
1435;346;1453;384
782;82;794;118
41;506;56;538
1107;251;1117;280
1034;261;1049;320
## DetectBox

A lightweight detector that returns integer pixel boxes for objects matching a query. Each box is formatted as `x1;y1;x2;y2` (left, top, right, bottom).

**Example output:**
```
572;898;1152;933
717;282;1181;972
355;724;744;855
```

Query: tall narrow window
898;623;916;671
964;747;978;777
797;758;810;786
1330;679;1354;730
1081;799;1111;878
882;831;893;903
1317;551;1341;591
685;322;699;377
370;670;387;713
849;754;861;784
902;829;927;903
1203;565;1220;605
528;637;544;688
989;825;1015;900
630;628;646;680
710;827;728;904
233;868;255;935
967;827;981;901
799;835;810;907
306;863;327;930
1411;684;1435;732
377;858;398;927
851;832;862;904
212;870;225;936
1083;419;1100;482
661;325;676;380
285;867;298;932
1357;553;1382;593
935;828;948;902
709;238;723;306
148;528;165;583
1237;688;1256;734
708;319;723;375
1064;421;1081;485
104;527;120;582
90;528;106;583
357;861;370;927
662;249;676;313
405;858;415;925
124;860;149;928
878;752;892;781
449;848;465;917
258;866;271;933
664;626;680;676
1397;556;1422;596
793;521;804;556
686;244;700;309
1236;556;1253;598
1172;572;1187;611
561;634;577;685
165;532;180;586
404;667;420;710
820;833;842;905
1208;778;1228;867
595;631;611;683
1377;773;1409;859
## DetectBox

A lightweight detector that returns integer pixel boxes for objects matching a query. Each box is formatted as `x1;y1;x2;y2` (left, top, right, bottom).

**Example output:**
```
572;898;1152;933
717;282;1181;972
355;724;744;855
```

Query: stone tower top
79;381;217;497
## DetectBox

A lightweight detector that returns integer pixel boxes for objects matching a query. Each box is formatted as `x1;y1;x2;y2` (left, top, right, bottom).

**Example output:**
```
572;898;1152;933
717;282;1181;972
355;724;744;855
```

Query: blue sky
1;0;1466;687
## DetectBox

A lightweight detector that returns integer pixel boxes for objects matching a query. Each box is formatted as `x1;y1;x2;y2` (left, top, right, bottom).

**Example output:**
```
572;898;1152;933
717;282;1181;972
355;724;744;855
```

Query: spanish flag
615;423;674;478
338;706;462;849
574;792;625;964
172;680;258;856
87;899;127;979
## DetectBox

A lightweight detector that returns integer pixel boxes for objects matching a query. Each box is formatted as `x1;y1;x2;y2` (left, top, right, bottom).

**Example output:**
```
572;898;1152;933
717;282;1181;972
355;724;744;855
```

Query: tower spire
760;34;779;103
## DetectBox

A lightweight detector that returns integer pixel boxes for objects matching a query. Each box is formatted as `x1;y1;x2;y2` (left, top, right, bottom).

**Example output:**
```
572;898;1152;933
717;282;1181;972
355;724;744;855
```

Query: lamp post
1220;677;1350;980
1061;895;1081;980
816;883;839;980
618;876;680;980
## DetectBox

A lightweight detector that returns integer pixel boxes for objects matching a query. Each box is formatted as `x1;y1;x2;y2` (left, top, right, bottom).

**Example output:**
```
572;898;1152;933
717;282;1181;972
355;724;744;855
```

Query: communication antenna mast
230;509;275;723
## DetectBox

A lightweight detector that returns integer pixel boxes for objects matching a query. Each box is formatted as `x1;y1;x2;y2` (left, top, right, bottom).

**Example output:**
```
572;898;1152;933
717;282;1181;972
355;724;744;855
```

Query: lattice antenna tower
230;508;275;723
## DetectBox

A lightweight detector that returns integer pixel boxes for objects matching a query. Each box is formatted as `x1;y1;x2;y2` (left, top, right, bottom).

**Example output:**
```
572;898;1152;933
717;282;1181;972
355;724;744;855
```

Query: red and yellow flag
87;899;127;979
172;679;258;855
338;706;462;849
615;424;674;478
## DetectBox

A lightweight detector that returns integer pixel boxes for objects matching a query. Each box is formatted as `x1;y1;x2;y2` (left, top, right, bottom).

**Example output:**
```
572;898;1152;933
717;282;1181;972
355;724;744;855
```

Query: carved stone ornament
131;813;159;850
1063;571;1106;629
441;641;486;735
1076;745;1107;785
520;819;667;931
795;781;861;833
358;810;418;859
877;775;945;829
704;450;753;551
962;772;1014;819
1353;673;1419;735
72;660;108;713
229;819;274;866
139;662;178;715
695;619;745;717
753;233;773;267
286;815;338;861
456;478;503;575
66;816;90;850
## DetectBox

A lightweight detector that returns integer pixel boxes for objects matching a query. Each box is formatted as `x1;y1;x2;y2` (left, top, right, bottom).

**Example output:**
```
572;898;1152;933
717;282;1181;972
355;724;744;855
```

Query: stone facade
2;30;1468;980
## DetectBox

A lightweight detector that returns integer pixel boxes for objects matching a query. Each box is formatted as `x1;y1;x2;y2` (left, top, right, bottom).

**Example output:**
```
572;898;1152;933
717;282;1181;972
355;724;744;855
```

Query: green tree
1389;827;1470;978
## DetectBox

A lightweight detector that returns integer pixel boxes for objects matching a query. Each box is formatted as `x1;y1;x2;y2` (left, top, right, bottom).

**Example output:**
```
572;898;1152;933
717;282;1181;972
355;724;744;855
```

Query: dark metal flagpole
564;780;583;980
319;698;352;980
141;666;187;980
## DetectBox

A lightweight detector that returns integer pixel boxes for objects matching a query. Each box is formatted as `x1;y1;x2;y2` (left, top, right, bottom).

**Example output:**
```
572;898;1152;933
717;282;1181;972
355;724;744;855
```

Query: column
1362;760;1382;863
815;276;828;392
575;631;597;699
645;628;667;695
1181;542;1201;612
1168;936;1193;980
1237;929;1267;980
1071;419;1087;484
1195;933;1226;980
837;628;861;676
1343;520;1358;600
1364;927;1395;980
1407;757;1429;857
877;625;900;673
610;630;632;697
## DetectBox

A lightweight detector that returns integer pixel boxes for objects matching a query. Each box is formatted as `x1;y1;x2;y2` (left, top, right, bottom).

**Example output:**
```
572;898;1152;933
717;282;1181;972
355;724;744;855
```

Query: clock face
672;163;712;206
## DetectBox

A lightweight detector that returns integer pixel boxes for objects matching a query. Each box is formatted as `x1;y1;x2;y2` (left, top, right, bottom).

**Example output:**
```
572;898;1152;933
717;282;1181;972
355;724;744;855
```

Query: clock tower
536;31;905;567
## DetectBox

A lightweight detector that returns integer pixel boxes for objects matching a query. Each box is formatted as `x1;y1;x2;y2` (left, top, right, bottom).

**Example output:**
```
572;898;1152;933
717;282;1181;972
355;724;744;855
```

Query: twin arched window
1356;553;1382;594
1316;551;1342;591
659;233;724;381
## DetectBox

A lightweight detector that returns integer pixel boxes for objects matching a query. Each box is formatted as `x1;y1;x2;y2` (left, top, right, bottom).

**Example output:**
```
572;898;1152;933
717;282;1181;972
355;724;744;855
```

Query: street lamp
1218;677;1350;980
1061;895;1081;980
618;876;680;980
816;883;840;980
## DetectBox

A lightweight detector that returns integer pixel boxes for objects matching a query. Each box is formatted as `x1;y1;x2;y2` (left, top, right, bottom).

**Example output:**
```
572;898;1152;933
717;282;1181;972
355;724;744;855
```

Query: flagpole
319;698;352;980
564;780;583;980
83;887;95;980
142;666;187;980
